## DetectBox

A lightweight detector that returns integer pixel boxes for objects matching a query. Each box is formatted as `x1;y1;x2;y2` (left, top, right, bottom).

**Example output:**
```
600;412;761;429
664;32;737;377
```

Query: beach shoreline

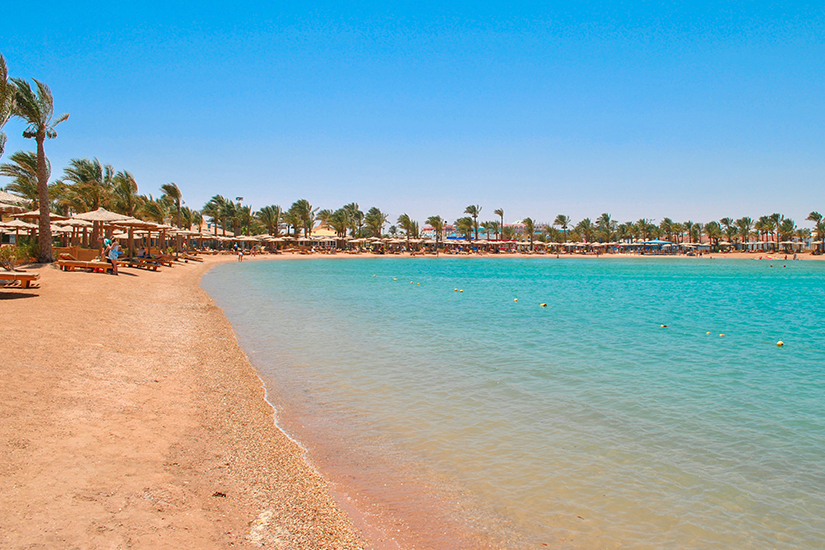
0;255;370;549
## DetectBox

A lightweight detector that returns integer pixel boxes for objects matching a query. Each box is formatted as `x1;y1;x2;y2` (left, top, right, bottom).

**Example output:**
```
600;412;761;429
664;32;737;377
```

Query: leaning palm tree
553;214;571;242
465;205;482;240
426;215;444;255
160;182;183;228
11;77;69;262
0;54;13;158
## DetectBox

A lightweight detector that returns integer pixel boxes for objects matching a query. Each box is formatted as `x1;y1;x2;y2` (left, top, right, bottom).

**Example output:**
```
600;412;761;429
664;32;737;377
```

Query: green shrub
0;245;25;271
18;240;39;262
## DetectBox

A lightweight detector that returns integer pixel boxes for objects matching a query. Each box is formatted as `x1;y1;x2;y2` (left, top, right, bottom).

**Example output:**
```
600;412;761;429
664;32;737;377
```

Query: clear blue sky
2;1;823;226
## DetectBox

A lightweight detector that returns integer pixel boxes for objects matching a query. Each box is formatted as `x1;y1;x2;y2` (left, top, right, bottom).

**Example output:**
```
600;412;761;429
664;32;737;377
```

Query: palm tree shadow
0;291;39;300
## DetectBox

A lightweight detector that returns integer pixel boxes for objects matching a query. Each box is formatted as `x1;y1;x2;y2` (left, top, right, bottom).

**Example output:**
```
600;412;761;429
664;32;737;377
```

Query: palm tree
160;182;183;228
426;215;444;256
523;217;536;250
365;206;388;237
0;54;13;158
202;195;225;235
316;208;334;228
576;218;595;243
704;221;722;249
683;221;695;244
343;203;364;237
139;195;170;224
596;213;613;242
493;208;504;239
807;212;823;253
0;150;44;205
553;214;571;242
456;216;474;241
464;205;482;240
293;199;318;237
481;220;499;241
397;213;417;247
778;218;796;250
768;213;783;251
11;77;69;262
329;209;349;238
736;217;753;249
111;170;141;217
256;205;283;236
61;158;114;244
62;158;114;212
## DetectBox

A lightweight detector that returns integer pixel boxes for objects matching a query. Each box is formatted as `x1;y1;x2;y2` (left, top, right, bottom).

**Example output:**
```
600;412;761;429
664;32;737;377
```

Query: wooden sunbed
123;257;161;271
180;253;203;262
0;271;40;288
56;253;113;273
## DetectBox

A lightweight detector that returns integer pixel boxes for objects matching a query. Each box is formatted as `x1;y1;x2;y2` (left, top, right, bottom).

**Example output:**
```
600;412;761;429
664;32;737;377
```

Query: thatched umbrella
0;219;38;243
12;209;69;221
73;208;132;246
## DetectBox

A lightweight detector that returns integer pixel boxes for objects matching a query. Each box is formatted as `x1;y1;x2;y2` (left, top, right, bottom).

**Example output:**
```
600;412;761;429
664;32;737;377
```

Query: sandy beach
0;255;369;549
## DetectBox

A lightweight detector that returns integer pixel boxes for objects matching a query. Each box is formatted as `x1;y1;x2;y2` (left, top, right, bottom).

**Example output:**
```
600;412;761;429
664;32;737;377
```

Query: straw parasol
12;209;69;221
0;219;38;241
72;208;132;223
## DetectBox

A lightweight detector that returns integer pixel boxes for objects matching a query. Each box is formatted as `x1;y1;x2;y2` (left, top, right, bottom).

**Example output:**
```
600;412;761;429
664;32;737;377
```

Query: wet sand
0;255;367;549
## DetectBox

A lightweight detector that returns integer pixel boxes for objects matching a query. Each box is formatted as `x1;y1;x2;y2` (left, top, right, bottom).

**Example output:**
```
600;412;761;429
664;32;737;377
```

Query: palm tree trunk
35;133;53;262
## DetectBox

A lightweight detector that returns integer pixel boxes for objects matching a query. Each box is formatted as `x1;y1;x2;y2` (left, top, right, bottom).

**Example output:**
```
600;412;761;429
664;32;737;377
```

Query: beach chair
123;257;161;271
56;252;113;273
0;271;40;289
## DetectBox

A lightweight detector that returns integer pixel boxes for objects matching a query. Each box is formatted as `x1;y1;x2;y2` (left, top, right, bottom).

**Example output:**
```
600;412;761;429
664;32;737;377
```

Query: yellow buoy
514;298;518;302
661;324;668;328
706;332;711;335
454;288;459;292
373;274;377;277
719;334;725;337
459;290;464;293
540;303;547;307
417;283;421;285
393;278;397;281
777;341;784;347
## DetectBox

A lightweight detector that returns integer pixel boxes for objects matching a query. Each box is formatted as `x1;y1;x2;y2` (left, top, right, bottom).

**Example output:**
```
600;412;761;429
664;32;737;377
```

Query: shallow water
202;257;825;549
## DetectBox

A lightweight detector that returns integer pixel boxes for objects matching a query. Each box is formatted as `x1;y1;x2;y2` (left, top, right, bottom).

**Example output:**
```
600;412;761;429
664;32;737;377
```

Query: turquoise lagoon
202;257;825;549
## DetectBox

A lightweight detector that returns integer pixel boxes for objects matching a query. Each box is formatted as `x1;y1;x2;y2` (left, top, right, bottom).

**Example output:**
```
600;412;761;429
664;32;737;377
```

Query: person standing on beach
106;239;120;275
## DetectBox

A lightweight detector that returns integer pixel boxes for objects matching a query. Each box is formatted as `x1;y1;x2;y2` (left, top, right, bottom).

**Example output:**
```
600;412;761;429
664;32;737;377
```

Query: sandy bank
0;255;366;549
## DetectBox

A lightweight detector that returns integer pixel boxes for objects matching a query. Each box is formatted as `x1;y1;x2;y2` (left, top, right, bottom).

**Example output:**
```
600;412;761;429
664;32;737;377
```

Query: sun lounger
179;253;203;262
0;271;40;288
123;257;161;271
56;253;113;273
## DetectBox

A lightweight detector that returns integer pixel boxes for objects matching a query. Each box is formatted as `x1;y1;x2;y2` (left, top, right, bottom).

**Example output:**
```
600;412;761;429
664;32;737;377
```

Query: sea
201;257;825;549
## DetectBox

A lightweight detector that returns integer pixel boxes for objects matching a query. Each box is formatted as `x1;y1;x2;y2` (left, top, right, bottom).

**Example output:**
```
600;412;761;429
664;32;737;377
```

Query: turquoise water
202;258;825;549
